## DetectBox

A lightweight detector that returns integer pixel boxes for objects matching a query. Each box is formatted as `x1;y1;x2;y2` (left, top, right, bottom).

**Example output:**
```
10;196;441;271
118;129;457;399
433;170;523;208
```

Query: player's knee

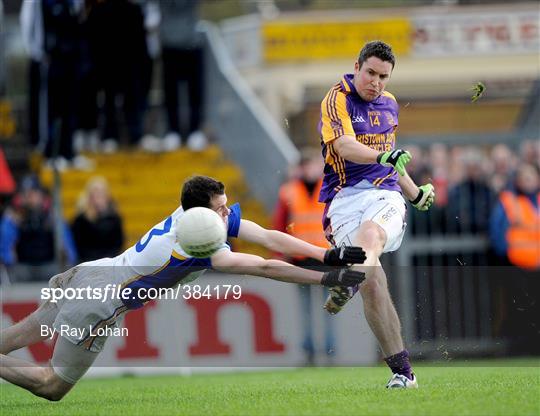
38;383;70;402
34;369;71;401
357;223;386;252
40;387;68;402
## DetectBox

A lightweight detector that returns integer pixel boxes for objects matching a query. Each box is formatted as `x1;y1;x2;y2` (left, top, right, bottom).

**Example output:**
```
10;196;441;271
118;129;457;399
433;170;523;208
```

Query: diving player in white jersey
0;175;367;401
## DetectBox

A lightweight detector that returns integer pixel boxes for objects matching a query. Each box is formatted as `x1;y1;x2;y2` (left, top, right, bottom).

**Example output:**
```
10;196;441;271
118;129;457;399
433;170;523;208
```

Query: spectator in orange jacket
490;163;540;269
489;162;539;354
273;148;335;364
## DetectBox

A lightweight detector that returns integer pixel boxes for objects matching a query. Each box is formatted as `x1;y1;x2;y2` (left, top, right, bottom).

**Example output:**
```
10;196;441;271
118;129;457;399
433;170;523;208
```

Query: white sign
412;9;539;56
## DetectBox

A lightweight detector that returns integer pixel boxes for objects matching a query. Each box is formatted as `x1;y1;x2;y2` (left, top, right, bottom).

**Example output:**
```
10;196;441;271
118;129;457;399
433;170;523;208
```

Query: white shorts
51;335;99;384
327;184;407;253
49;258;127;353
31;302;96;384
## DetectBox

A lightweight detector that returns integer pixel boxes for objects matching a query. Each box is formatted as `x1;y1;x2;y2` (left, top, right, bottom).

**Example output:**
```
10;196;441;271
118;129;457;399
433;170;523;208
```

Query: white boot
386;373;418;389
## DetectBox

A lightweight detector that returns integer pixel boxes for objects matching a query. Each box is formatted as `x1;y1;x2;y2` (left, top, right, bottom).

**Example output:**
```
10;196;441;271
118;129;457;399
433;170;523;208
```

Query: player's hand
321;268;366;287
376;149;411;176
324;246;366;266
410;183;435;211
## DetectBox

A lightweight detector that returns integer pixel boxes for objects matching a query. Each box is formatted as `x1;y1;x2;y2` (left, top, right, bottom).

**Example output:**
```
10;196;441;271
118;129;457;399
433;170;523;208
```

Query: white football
175;207;227;258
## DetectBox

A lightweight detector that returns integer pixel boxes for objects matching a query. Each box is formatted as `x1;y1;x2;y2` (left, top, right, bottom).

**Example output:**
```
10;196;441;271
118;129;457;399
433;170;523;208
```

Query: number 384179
182;284;242;300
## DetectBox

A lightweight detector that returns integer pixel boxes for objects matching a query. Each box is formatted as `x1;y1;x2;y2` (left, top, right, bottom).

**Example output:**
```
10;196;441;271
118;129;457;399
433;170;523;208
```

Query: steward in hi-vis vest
498;190;540;270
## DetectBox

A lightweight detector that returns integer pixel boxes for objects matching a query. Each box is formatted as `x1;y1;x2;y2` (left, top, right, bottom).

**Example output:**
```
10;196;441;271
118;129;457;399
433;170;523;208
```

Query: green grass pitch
1;359;538;416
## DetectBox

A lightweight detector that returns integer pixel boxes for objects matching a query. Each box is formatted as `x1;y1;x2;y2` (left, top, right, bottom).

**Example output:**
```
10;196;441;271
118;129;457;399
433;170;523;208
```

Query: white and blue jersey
113;203;241;309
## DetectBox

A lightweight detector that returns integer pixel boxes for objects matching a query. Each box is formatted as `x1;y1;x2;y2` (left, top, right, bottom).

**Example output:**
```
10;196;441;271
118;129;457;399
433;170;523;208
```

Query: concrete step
39;146;270;255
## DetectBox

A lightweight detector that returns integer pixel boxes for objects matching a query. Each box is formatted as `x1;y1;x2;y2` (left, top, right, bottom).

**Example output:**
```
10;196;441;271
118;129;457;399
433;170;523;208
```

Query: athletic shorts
51;335;99;384
33;283;102;384
48;258;127;353
326;184;407;253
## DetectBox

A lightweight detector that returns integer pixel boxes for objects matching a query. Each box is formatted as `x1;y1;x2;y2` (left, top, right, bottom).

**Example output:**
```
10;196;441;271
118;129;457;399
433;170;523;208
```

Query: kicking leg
353;221;417;388
352;220;403;357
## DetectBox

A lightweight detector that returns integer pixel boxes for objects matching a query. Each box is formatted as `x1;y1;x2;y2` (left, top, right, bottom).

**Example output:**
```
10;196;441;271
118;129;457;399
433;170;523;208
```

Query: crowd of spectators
404;140;539;352
0;175;124;283
404;140;539;251
20;0;207;171
0;175;76;282
2;140;537;282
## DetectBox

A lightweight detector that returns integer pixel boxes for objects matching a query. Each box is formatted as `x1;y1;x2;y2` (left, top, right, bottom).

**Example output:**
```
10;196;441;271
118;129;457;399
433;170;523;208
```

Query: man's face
209;193;230;225
353;56;393;102
516;165;539;194
24;189;44;210
301;158;323;183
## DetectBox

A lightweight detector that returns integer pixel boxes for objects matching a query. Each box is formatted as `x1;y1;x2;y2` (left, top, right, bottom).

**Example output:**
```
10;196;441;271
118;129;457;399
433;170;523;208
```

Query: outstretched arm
212;250;321;284
211;249;365;287
238;219;327;261
238;219;366;265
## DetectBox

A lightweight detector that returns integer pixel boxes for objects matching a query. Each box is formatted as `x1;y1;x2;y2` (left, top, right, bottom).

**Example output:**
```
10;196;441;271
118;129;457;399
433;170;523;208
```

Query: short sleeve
227;203;241;237
320;90;355;143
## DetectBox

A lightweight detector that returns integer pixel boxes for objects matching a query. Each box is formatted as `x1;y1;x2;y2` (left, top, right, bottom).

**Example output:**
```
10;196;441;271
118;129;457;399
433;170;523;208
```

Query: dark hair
358;41;395;69
181;175;225;210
